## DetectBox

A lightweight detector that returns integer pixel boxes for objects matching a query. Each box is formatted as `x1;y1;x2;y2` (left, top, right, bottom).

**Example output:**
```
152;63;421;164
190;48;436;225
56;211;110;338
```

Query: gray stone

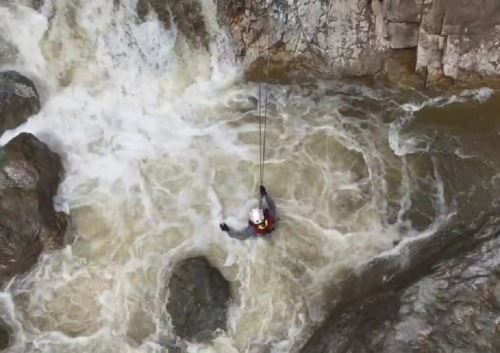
136;0;208;50
384;0;424;23
440;0;500;35
300;215;500;353
220;0;500;86
0;133;68;286
166;257;230;342
442;33;500;80
420;0;446;35
387;22;419;49
0;71;40;134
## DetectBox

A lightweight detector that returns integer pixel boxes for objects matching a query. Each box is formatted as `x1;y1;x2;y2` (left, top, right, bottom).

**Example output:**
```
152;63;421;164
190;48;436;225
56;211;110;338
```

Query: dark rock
220;0;500;88
0;71;40;134
387;22;419;49
167;257;230;342
381;48;425;88
300;213;500;353
0;317;12;350
384;0;423;23
0;132;68;285
169;0;209;50
30;0;44;10
136;0;171;29
136;0;208;50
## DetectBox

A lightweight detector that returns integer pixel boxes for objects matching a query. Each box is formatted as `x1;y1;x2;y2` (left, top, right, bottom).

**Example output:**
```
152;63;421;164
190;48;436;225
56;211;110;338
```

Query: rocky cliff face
135;0;209;49
300;213;500;353
218;0;500;88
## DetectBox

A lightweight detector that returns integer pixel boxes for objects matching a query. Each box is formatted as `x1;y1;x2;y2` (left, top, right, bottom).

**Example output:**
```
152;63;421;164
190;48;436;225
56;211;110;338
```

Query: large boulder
0;132;68;285
0;71;40;134
166;257;230;342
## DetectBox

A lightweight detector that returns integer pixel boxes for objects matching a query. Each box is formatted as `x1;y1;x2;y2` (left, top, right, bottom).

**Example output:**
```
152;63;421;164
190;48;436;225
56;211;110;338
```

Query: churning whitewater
0;1;496;353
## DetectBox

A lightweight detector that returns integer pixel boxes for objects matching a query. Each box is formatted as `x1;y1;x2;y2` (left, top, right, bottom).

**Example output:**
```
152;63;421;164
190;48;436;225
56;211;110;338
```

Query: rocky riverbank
300;212;500;353
0;71;68;349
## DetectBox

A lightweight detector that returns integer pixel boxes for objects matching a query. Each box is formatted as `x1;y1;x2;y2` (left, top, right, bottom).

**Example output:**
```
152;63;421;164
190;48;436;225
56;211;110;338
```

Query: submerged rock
0;132;68;285
0;71;40;134
166;257;230;342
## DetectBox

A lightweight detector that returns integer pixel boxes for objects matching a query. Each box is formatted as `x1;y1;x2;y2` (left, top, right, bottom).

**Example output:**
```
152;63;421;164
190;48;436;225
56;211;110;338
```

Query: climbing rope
258;70;267;206
257;2;271;205
259;82;268;188
251;0;275;205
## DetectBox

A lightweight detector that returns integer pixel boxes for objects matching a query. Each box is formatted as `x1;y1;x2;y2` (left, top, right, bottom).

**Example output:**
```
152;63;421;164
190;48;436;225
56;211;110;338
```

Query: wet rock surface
167;257;230;342
136;0;171;29
0;317;11;350
0;132;68;285
219;0;500;87
136;0;208;49
300;214;500;353
0;71;40;134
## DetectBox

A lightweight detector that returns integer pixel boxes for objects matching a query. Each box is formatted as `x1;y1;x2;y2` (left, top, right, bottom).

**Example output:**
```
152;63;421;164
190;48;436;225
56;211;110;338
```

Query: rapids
0;1;499;353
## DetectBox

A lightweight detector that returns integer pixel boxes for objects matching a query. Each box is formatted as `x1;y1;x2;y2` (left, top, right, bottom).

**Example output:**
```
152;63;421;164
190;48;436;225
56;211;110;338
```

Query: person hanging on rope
219;185;277;240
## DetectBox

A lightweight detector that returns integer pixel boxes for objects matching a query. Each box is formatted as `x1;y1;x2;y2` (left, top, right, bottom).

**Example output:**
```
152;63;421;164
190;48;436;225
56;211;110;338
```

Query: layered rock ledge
218;0;500;88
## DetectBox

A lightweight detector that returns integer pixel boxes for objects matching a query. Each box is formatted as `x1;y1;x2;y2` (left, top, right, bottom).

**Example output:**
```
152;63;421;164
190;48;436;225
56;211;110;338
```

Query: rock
31;0;44;10
384;0;423;23
166;257;230;342
387;22;419;49
0;71;40;134
136;0;171;29
381;49;425;88
0;317;11;350
169;0;209;50
300;214;500;353
0;132;68;285
219;0;500;88
136;0;208;50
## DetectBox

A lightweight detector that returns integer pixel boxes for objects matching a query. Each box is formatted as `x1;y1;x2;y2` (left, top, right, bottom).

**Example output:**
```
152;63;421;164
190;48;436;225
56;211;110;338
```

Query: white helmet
249;208;265;225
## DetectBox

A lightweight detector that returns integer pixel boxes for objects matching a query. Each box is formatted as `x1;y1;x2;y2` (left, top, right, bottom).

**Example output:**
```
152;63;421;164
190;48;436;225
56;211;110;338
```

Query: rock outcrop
219;0;500;88
0;133;68;285
0;317;11;350
300;213;500;353
166;257;230;342
0;71;40;134
136;0;209;49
